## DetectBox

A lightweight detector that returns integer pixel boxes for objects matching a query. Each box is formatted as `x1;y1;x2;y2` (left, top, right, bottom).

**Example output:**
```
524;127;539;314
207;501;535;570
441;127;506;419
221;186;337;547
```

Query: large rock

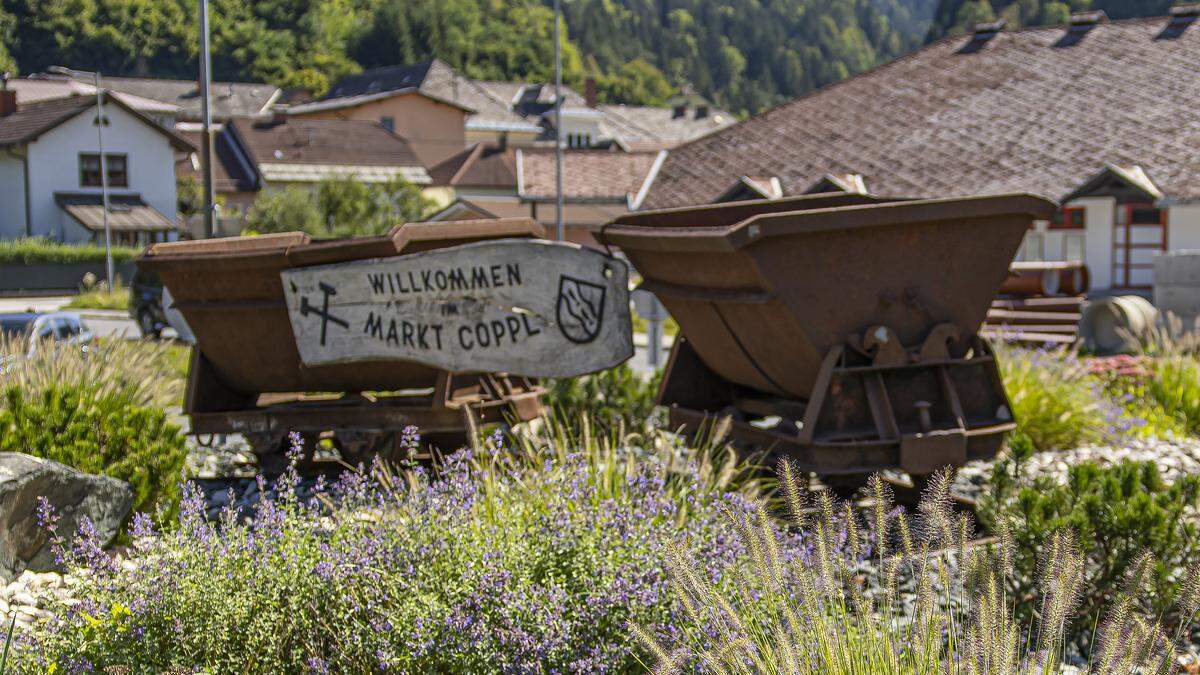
0;453;133;580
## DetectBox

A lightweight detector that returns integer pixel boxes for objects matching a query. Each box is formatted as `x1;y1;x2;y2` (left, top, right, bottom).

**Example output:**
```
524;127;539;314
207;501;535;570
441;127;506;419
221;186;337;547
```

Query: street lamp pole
50;65;113;286
198;0;216;238
94;72;114;286
553;0;564;242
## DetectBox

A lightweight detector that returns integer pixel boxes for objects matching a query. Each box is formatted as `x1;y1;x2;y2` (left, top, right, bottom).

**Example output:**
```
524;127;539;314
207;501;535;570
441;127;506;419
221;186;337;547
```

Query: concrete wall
294;93;467;168
1168;204;1200;251
0;153;26;238
24;100;178;243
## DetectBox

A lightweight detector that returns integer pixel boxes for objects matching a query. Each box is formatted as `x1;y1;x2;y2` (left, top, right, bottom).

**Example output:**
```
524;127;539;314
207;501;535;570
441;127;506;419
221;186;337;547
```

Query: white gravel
954;436;1200;500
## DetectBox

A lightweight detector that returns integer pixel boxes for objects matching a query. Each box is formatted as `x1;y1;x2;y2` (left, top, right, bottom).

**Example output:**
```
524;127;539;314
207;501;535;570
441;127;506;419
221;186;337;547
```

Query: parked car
0;311;94;355
130;269;167;339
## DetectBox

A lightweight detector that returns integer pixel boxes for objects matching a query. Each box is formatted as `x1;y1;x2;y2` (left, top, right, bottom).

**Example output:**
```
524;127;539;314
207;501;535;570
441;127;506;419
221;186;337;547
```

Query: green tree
248;177;434;238
593;58;674;106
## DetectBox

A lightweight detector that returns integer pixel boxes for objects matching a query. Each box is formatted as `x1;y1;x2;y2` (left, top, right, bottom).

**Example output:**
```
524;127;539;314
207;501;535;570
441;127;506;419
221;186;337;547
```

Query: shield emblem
556;275;606;344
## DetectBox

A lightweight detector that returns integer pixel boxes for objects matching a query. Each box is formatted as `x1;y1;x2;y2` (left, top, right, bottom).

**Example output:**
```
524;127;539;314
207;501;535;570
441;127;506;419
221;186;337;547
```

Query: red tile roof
226;116;423;168
518;148;662;202
643;15;1200;209
429;143;518;188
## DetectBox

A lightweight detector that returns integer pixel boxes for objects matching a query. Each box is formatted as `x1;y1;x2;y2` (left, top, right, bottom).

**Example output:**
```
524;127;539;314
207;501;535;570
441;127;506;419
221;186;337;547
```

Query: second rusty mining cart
138;218;547;471
599;193;1057;487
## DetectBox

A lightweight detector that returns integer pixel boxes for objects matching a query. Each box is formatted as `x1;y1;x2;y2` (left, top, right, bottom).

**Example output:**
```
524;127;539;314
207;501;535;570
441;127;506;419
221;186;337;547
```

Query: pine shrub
979;457;1200;653
0;385;187;523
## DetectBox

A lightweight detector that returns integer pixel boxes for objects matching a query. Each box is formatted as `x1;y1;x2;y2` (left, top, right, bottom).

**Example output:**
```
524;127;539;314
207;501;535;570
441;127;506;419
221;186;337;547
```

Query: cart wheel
248;431;324;477
334;430;407;469
422;431;471;455
818;473;872;502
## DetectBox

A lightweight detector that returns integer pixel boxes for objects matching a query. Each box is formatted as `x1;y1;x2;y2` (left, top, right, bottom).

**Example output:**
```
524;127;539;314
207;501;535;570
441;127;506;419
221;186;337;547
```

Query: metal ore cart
138;218;548;470
600;193;1057;491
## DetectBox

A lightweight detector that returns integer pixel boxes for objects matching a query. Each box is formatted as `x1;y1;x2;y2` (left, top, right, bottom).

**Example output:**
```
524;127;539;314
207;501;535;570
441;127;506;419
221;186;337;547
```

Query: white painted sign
281;239;633;377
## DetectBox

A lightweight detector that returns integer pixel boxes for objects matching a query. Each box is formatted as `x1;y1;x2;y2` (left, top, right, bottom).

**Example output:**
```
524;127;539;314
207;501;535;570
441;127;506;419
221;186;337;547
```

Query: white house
0;90;194;245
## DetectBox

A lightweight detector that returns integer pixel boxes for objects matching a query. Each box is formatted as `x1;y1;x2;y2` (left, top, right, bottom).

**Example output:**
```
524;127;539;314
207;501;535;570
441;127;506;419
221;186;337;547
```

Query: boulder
0;453;132;581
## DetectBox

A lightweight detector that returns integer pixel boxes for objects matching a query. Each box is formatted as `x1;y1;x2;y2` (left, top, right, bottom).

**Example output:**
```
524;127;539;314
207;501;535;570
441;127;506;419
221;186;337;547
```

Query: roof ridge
450;142;485;186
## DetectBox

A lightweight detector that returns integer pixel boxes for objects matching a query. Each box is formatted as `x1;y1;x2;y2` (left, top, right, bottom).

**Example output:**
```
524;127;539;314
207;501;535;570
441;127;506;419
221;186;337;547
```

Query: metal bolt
914;400;933;433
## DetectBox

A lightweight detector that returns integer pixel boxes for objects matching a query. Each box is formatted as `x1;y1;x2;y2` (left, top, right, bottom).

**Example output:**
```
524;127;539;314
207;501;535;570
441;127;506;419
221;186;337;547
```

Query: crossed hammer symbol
300;282;349;346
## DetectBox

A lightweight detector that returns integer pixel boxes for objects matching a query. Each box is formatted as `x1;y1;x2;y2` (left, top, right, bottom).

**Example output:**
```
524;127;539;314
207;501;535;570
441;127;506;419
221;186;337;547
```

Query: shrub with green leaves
545;364;663;437
0;385;187;523
979;455;1200;653
1144;356;1200;437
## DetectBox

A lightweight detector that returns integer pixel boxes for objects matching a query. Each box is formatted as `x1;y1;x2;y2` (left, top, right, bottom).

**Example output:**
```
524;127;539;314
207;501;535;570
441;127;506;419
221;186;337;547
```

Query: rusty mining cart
599;192;1057;490
138;218;547;471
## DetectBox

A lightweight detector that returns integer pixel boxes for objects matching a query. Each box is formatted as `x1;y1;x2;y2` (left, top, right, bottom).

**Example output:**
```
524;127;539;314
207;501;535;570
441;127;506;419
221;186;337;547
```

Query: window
380;116;395;133
567;133;591;148
79;153;128;188
1051;206;1086;230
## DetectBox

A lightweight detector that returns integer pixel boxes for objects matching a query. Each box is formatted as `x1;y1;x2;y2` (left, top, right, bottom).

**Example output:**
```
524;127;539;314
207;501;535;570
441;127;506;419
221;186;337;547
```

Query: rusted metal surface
140;218;546;395
601;193;1057;481
142;218;549;459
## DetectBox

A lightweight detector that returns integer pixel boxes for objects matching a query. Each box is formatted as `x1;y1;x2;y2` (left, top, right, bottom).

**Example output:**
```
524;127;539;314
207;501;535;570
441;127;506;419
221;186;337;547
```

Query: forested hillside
925;0;1176;41
0;0;1179;116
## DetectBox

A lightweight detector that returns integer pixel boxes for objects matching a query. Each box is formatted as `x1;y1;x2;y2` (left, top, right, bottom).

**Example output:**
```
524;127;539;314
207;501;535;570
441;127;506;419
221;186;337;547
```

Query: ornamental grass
637;462;1200;674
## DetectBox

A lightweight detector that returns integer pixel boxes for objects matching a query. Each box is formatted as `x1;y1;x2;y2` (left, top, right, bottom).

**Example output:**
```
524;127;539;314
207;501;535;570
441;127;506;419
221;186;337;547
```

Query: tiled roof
0;95;94;146
177;130;251;192
223;116;429;184
7;77;179;114
598;104;735;151
428;143;518;188
0;95;193;150
642;14;1200;209
64;74;279;121
517;148;663;201
55;192;177;232
313;60;539;133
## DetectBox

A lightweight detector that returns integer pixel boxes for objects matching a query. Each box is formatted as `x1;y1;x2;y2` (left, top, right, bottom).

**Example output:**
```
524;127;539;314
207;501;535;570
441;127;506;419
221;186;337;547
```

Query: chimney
0;73;14;116
584;77;597;108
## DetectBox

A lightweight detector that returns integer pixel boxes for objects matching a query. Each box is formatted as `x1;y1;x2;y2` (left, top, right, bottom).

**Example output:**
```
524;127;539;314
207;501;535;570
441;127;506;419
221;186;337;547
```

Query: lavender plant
15;429;771;673
637;461;1200;673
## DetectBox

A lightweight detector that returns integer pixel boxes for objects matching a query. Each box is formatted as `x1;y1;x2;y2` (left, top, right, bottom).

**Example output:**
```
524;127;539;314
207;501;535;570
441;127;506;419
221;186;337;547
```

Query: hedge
0;238;142;266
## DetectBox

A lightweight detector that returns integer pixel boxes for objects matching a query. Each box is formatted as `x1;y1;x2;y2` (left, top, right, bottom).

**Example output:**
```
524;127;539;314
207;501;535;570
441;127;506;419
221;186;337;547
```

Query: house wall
0;153;26;238
1080;197;1115;292
25;101;178;243
464;128;540;148
1167;204;1200;252
293;93;467;168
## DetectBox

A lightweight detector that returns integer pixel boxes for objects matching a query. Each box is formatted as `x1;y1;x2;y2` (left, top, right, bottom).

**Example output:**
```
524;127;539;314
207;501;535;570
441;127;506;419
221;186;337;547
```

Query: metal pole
199;0;216;239
95;72;114;286
553;0;564;242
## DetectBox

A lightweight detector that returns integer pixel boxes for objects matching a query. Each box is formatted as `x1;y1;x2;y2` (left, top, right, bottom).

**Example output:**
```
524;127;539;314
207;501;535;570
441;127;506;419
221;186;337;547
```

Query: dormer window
695;105;709;119
567;133;592;148
672;105;687;119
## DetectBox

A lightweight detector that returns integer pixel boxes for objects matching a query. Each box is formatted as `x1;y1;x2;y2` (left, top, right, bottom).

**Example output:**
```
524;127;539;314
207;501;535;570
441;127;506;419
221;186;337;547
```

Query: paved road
0;295;146;340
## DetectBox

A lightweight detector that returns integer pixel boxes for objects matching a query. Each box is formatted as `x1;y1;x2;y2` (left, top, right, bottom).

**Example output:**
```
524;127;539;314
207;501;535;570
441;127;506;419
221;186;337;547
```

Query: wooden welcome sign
281;239;633;378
